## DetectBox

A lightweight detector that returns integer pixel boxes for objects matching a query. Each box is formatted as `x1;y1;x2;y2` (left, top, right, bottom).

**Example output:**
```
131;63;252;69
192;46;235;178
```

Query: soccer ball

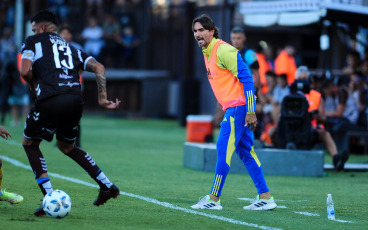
43;190;72;218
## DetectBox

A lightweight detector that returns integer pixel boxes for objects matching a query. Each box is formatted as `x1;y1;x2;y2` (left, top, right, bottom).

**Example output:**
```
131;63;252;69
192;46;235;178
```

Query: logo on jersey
63;68;69;75
59;73;73;79
33;112;40;121
36;84;41;96
58;82;80;87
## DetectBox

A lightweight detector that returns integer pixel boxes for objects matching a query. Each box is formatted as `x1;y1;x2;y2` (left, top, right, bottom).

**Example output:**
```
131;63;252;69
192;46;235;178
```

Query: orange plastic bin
186;115;213;142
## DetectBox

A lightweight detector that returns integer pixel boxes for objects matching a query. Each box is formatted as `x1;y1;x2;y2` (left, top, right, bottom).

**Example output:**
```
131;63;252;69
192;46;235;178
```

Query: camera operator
293;66;348;171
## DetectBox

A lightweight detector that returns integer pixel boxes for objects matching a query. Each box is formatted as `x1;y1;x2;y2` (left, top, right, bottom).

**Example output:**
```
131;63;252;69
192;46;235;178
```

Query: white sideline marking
333;219;353;223
0;155;281;230
294;212;320;217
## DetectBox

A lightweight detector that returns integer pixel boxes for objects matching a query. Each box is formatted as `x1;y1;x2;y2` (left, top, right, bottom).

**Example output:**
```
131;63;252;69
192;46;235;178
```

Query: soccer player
190;15;277;210
0;126;24;204
19;10;120;216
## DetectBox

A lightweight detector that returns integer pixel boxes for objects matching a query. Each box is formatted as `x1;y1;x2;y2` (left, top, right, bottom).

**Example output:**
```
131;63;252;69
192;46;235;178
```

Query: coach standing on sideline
20;10;120;216
190;14;276;211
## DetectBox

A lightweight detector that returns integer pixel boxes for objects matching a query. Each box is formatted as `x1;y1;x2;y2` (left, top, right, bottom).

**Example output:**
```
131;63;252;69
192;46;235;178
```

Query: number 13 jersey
21;32;93;102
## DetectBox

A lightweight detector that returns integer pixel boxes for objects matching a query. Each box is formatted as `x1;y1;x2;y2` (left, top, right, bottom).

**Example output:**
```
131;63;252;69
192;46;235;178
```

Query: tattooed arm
85;58;121;109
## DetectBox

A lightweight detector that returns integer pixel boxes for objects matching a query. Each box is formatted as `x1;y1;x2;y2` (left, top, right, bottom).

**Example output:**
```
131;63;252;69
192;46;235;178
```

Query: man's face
31;22;47;35
230;32;245;50
193;22;214;48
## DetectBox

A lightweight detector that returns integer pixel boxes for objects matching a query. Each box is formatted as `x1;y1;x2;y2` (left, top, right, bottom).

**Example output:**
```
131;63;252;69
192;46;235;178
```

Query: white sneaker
191;195;222;210
243;195;277;210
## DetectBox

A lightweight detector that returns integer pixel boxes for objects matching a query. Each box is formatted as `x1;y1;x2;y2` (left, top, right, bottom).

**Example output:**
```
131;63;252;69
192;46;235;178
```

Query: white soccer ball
43;190;72;218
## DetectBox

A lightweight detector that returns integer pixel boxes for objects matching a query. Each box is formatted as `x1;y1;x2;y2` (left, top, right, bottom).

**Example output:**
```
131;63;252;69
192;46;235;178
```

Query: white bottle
327;194;335;220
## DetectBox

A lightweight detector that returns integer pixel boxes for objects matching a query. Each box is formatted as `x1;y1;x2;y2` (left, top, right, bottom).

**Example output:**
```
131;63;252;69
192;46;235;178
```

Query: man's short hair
231;26;245;35
295;65;310;79
31;10;58;26
192;14;219;39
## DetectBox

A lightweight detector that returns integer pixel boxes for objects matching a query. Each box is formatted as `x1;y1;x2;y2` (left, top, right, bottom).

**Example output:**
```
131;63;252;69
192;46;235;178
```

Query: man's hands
0;126;12;140
98;98;121;110
245;113;257;131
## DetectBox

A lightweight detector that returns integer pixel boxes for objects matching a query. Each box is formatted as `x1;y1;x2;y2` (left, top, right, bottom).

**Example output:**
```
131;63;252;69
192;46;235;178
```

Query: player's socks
66;146;111;190
95;170;113;190
36;177;53;195
23;145;48;177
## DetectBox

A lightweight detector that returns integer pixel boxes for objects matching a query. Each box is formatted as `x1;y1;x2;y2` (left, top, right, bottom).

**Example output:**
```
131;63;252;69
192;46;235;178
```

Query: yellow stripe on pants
225;116;236;166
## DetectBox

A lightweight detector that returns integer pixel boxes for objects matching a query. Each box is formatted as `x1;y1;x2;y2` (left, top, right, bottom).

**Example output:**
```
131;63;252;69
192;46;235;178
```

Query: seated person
293;66;348;171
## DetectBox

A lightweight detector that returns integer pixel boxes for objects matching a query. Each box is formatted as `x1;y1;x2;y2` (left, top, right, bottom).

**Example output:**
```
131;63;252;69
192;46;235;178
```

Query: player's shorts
24;94;83;144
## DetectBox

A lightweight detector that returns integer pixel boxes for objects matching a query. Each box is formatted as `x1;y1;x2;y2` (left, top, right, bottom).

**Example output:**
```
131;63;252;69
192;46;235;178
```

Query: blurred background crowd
0;0;367;153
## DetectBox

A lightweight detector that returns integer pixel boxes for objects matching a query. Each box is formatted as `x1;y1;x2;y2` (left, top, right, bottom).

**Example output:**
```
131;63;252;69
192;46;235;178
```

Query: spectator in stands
255;42;273;95
0;27;18;124
321;79;338;115
295;66;348;171
325;71;361;126
59;26;83;50
267;73;290;147
342;50;361;76
350;71;367;127
117;25;140;68
81;17;105;59
272;74;290;117
100;13;121;68
230;26;260;90
360;59;368;77
258;71;277;145
274;45;297;85
7;61;30;126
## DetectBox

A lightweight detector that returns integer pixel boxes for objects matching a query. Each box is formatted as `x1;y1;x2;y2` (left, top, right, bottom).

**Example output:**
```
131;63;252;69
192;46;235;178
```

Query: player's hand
245;113;257;131
99;98;121;110
0;126;12;140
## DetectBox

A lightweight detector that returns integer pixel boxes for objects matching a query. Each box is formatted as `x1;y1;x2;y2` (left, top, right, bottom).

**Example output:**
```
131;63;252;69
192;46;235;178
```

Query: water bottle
327;194;335;220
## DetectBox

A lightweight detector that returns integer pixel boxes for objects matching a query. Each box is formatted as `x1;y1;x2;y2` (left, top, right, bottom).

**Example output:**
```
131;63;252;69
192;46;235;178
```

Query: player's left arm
85;58;121;109
218;45;257;130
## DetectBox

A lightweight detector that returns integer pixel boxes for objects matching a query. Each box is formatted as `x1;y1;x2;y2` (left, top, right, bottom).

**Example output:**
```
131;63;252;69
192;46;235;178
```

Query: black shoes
93;184;120;206
34;204;46;217
333;150;349;171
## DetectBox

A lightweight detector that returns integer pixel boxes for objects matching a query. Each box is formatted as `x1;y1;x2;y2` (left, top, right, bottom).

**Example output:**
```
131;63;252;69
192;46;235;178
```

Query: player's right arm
85;58;121;109
20;37;36;93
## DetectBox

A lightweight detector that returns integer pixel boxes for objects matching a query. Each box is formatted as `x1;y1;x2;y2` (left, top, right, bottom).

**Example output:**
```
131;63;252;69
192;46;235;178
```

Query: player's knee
57;141;74;154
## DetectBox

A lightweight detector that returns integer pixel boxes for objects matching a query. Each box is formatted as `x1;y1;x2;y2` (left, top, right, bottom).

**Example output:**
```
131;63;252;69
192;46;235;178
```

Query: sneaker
243;195;277;210
333;150;349;171
93;184;120;206
34;204;46;217
0;189;23;204
190;195;222;210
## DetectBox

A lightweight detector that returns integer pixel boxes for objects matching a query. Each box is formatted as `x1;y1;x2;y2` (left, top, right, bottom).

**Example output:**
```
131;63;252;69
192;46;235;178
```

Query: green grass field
1;114;368;230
